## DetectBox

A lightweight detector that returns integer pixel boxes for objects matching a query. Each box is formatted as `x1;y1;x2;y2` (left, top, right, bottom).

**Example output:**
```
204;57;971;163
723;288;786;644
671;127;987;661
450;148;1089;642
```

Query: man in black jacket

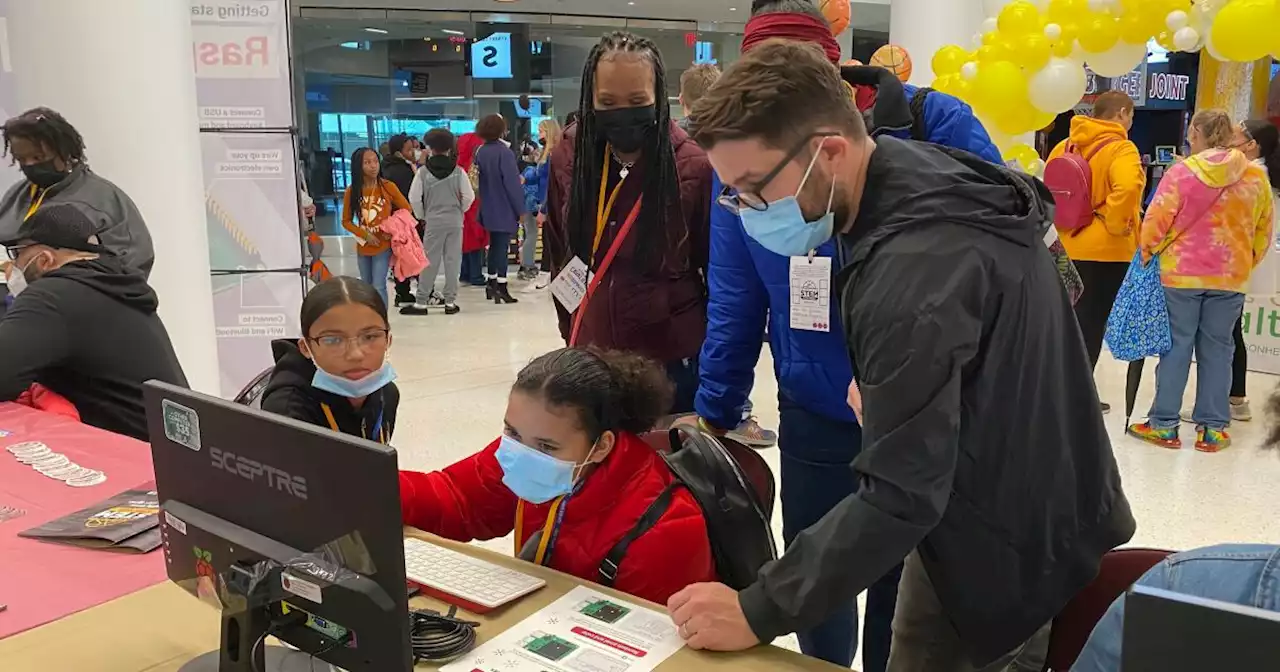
668;41;1135;671
382;133;422;306
0;205;187;440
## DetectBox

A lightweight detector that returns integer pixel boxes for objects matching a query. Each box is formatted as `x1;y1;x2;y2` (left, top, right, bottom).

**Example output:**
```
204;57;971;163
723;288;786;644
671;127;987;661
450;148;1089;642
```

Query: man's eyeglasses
307;329;389;353
4;245;32;261
717;131;840;215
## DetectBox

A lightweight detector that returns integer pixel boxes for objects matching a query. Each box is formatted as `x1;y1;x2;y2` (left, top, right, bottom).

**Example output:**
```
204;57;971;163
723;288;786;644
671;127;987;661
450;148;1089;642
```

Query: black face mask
22;160;68;190
538;137;548;146
595;105;657;154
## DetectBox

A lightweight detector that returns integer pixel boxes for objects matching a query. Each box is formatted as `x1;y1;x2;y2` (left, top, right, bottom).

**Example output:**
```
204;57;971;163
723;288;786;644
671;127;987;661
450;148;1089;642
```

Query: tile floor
385;276;1280;668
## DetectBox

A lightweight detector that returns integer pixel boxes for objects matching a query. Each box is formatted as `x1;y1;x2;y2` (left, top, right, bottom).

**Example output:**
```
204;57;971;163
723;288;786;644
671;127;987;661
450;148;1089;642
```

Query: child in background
403;129;475;316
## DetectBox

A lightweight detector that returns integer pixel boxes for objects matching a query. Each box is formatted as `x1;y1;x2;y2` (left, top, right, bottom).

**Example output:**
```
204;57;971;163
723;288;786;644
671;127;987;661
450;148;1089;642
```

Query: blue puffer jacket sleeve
536;159;550;208
695;173;768;430
915;86;1004;164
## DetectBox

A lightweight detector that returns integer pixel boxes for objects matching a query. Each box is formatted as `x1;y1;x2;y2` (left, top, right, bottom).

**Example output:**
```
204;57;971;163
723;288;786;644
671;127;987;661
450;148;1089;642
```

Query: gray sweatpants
418;225;462;304
886;550;1050;672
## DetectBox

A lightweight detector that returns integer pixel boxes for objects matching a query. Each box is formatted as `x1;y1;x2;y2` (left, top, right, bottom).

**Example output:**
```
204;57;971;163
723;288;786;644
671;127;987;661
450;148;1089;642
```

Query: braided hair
2;107;87;166
567;31;682;274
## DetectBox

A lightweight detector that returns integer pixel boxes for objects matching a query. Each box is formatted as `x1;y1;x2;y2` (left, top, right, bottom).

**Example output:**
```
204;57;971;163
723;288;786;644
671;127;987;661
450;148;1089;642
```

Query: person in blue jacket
690;2;1002;670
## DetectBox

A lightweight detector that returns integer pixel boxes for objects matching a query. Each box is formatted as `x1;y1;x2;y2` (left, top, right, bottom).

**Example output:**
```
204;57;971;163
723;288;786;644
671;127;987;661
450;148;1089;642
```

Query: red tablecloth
0;403;164;638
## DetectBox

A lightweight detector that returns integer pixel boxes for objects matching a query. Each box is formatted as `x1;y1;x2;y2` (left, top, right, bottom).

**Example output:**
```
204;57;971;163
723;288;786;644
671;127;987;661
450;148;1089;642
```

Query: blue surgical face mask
309;359;397;398
739;138;837;257
496;434;598;504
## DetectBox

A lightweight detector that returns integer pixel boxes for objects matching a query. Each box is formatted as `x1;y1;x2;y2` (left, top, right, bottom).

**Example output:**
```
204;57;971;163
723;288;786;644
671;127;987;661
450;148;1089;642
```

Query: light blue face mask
310;360;397;399
496;434;598;504
739;138;837;257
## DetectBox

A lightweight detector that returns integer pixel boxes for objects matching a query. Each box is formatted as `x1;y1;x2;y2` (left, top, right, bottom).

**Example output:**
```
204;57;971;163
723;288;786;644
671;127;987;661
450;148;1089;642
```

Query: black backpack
598;427;777;591
909;87;934;142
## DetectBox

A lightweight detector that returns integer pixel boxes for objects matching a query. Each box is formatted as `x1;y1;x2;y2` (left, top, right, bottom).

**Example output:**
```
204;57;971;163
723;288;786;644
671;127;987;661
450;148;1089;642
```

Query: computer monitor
145;382;413;672
1122;584;1280;670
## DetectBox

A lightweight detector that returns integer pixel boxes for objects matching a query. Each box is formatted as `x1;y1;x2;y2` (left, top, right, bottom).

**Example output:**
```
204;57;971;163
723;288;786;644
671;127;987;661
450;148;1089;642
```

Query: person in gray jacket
403;128;474;316
0;108;153;277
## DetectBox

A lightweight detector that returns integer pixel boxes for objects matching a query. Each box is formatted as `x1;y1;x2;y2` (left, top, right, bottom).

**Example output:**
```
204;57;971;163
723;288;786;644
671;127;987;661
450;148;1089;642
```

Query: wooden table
0;530;844;671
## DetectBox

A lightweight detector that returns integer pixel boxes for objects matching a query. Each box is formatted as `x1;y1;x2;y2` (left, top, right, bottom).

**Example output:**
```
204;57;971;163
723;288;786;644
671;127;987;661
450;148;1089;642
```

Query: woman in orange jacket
1047;91;1147;412
342;146;411;306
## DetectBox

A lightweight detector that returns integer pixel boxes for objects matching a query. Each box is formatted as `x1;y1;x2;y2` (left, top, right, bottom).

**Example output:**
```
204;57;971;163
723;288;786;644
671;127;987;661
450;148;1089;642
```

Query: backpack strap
909;88;933;142
597;482;678;587
1083;137;1121;161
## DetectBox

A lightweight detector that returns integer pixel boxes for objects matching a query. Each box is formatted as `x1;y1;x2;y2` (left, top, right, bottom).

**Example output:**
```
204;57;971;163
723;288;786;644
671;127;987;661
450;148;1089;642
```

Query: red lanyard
568;198;643;346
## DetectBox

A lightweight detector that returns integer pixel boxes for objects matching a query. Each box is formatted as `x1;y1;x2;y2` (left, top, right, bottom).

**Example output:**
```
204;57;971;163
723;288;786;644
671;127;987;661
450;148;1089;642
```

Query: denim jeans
1072;544;1280;672
778;395;898;672
460;250;485;284
356;249;392;306
486;232;511;280
1148;288;1246;430
520;213;540;270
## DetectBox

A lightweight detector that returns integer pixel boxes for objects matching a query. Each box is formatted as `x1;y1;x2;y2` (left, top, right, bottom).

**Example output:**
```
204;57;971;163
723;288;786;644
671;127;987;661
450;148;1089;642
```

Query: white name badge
789;255;833;332
550;256;591;313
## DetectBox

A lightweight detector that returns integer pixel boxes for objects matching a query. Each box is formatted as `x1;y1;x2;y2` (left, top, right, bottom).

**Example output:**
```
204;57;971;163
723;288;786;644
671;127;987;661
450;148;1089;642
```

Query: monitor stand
176;604;336;672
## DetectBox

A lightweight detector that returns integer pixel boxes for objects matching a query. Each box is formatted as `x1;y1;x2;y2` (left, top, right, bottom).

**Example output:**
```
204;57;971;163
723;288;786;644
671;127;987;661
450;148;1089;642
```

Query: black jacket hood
426;155;458;180
842;137;1053;268
264;338;317;400
841;66;913;137
41;256;158;312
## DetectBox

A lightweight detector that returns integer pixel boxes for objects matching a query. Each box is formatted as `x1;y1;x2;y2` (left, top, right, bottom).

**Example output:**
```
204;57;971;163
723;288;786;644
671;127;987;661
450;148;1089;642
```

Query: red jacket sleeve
611;490;716;605
398;440;519;542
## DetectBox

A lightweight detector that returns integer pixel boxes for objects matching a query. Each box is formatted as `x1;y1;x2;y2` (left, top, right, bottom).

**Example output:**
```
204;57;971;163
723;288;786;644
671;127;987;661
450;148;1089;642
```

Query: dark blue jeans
778;396;899;672
460;250;485;285
664;357;699;415
486;232;512;280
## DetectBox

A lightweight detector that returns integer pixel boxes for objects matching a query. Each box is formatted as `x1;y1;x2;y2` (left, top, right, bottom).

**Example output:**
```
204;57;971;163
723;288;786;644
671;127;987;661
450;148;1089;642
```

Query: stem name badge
162;399;202;452
789;255;833;332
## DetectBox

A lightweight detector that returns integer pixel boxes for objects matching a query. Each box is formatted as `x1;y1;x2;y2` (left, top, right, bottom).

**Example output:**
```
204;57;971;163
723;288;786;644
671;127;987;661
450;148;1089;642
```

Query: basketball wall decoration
819;0;851;36
870;44;913;83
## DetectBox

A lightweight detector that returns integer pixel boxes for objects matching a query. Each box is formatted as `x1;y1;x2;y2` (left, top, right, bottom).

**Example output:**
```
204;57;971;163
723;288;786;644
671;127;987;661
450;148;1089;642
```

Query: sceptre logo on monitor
209;446;309;500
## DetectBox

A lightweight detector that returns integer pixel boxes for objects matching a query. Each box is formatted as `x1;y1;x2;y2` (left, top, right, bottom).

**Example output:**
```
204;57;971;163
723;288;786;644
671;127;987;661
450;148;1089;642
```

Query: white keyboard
403;537;546;611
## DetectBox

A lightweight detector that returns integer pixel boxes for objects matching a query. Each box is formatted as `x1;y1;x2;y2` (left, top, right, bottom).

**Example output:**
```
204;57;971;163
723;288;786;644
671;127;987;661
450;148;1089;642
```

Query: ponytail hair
1191;109;1234;151
513;347;673;437
1243;119;1280;189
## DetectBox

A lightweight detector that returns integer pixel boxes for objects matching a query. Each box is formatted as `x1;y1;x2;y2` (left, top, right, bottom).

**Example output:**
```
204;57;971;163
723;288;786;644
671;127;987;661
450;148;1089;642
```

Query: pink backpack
1044;139;1118;235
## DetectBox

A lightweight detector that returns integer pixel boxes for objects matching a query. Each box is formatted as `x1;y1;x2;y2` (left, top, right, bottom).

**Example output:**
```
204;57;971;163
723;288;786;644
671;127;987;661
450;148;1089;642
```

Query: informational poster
1242;295;1280;375
443;586;684;672
0;0;22;188
190;0;292;129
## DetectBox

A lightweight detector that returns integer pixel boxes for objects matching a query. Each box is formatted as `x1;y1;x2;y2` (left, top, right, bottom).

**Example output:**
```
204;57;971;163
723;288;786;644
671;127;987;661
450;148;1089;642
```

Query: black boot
494;280;519;304
485;278;496;300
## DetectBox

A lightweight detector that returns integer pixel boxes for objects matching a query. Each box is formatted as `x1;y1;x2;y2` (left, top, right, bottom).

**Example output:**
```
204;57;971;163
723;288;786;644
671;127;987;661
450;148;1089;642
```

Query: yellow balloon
977;40;1014;63
974;60;1030;120
996;105;1037;136
1077;12;1120;53
932;74;959;95
999;1;1045;36
932;44;970;77
1030;109;1057;132
1009;143;1039;167
1155;30;1176;52
951;78;976;103
1211;0;1279;62
1117;13;1150;45
1047;0;1089;23
1014;33;1053;71
982;31;1000;46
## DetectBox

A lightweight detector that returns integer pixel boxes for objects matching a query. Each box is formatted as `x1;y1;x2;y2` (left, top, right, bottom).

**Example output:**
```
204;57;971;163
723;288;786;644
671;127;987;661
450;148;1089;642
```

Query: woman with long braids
544;31;713;414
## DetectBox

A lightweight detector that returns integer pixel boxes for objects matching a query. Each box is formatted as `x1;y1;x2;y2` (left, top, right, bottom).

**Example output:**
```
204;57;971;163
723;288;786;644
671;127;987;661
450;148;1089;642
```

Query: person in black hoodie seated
0;204;186;440
382;133;422;307
260;276;399;443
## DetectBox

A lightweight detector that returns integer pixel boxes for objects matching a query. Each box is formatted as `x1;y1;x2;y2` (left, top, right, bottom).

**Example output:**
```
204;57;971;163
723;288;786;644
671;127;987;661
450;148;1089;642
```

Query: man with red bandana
690;1;1001;670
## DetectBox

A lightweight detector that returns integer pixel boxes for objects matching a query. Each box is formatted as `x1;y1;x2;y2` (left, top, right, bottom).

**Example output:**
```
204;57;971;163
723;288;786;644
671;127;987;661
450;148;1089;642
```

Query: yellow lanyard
593;145;630;257
320;403;385;444
513;496;566;566
24;184;47;221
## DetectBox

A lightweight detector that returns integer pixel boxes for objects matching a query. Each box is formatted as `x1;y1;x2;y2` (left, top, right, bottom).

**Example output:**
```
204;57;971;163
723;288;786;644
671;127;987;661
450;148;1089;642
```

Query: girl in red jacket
399;347;716;605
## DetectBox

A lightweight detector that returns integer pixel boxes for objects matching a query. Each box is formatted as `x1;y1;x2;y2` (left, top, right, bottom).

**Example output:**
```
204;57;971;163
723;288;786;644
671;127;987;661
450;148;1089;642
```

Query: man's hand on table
667;582;760;652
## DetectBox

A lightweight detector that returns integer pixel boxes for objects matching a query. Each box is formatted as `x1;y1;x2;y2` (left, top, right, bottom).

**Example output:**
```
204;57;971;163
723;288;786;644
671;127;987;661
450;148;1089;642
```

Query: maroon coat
545;121;712;363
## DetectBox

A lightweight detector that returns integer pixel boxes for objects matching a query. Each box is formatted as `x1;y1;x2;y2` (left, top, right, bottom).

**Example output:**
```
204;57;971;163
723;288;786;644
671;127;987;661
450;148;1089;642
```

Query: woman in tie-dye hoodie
1128;111;1275;453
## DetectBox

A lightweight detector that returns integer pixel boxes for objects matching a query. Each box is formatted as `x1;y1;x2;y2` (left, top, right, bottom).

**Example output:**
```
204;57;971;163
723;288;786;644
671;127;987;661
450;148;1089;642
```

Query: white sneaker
1231;400;1253;422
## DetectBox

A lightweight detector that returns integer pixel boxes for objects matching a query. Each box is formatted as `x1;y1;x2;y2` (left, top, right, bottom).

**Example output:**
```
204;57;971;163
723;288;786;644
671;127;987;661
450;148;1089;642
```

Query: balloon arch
925;0;1279;174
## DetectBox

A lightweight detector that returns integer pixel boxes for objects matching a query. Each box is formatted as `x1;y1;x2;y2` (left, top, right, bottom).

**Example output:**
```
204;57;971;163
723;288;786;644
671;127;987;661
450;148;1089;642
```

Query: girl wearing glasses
398;347;715;605
261;276;398;443
543;31;713;413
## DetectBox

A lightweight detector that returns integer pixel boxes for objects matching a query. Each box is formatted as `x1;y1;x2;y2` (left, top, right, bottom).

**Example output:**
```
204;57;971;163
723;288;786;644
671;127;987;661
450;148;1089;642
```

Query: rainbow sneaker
1127;422;1181;449
1195;427;1231;453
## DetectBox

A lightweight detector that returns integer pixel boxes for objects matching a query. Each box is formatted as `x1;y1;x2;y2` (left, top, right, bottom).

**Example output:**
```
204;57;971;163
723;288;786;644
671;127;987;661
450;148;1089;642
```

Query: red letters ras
196;36;270;67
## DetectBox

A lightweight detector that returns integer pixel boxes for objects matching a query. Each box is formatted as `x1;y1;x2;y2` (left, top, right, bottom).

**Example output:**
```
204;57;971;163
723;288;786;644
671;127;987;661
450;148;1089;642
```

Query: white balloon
1084;41;1148;77
1173;26;1200;52
1088;0;1115;12
973;33;986;49
1029;56;1089;114
982;17;999;34
1044;22;1063;40
1165;10;1189;31
961;62;980;81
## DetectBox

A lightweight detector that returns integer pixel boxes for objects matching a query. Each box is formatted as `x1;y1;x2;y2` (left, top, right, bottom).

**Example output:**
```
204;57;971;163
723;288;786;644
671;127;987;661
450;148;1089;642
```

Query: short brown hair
1092;91;1134;121
424;128;455;154
691;39;864;150
680;63;721;108
1191;109;1234;150
476;114;507;142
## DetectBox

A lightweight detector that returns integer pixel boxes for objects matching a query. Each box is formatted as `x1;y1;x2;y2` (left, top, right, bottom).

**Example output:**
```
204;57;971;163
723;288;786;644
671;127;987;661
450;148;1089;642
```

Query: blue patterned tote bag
1104;250;1170;362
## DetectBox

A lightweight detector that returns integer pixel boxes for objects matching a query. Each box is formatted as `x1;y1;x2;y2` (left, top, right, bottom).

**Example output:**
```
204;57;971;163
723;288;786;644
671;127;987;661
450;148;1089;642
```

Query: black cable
408;605;480;663
252;610;308;672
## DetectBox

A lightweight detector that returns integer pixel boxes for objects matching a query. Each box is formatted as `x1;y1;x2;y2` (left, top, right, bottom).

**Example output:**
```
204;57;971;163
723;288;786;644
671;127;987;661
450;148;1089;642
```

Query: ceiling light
729;6;738;10
442;29;465;36
364;27;388;34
